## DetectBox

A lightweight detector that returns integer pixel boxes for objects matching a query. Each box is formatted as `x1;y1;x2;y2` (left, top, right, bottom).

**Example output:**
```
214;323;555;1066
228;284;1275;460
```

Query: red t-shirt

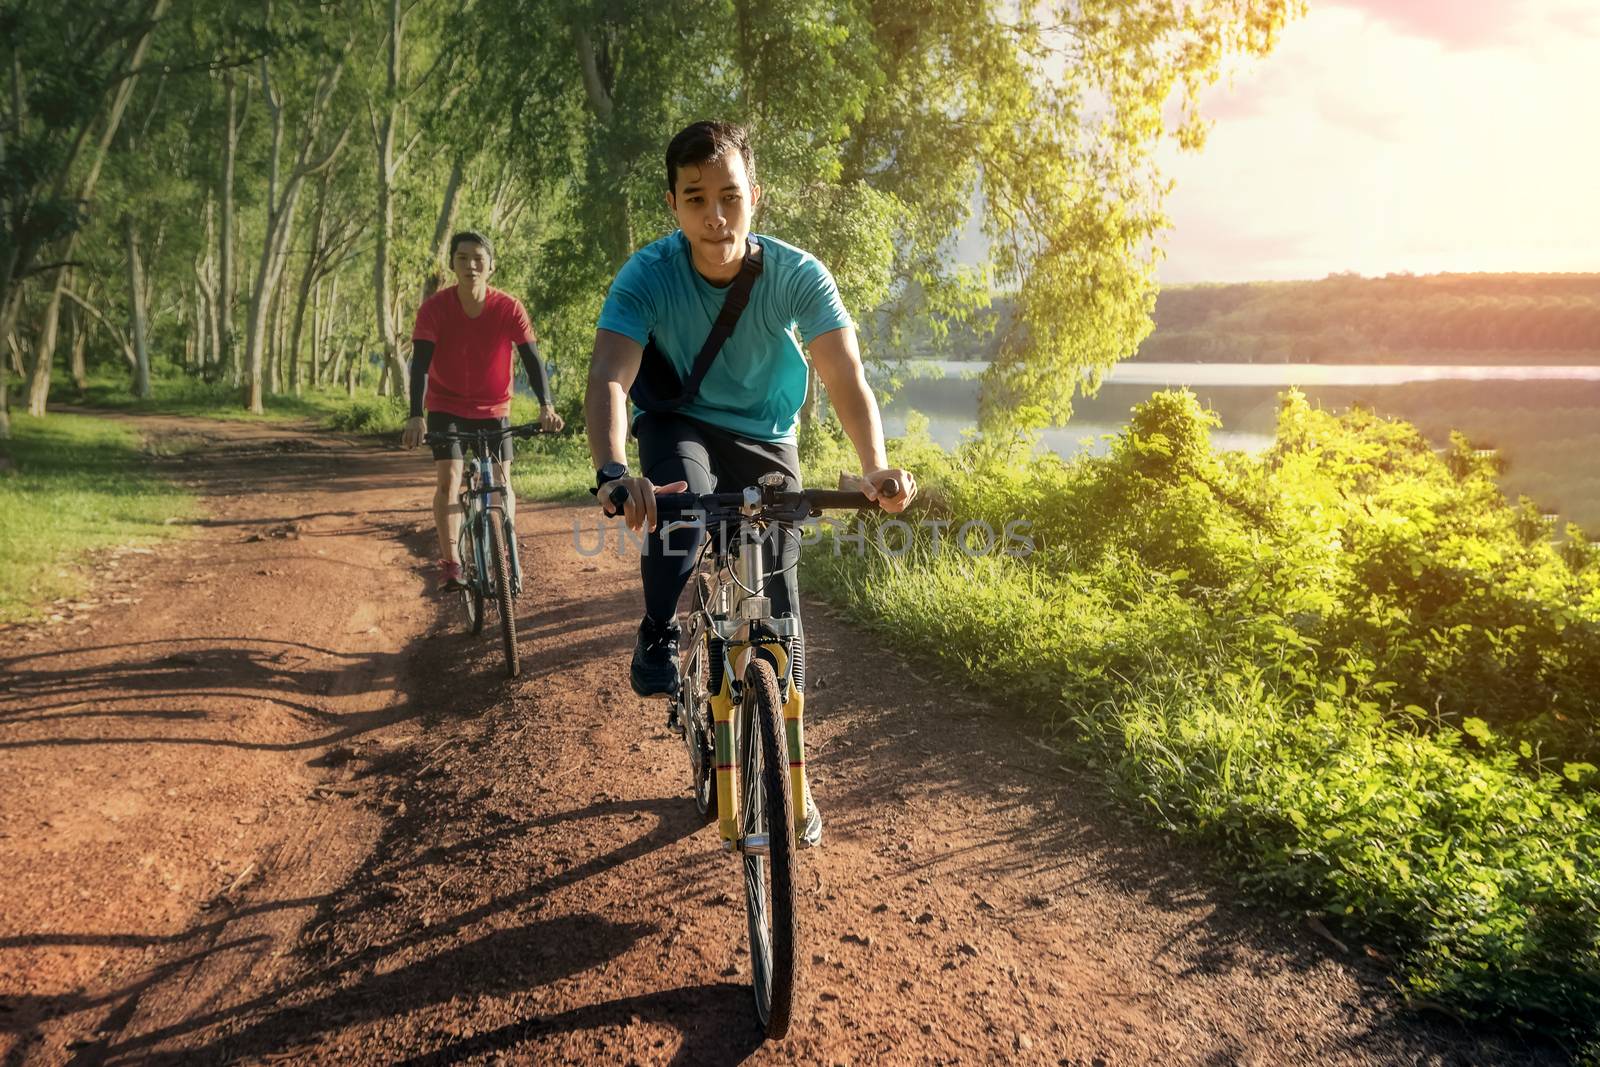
411;286;536;419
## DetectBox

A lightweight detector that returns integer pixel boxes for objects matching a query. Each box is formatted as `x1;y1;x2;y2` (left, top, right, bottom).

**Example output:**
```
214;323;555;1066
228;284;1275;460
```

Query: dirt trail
0;414;1557;1065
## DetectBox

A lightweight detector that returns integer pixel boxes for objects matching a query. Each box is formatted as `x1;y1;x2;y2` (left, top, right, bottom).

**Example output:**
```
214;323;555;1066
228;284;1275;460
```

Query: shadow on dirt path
0;414;1568;1065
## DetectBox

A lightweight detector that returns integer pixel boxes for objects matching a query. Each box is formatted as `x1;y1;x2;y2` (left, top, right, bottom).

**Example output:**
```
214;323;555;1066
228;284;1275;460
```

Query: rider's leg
433;459;465;562
636;412;716;623
630;412;716;696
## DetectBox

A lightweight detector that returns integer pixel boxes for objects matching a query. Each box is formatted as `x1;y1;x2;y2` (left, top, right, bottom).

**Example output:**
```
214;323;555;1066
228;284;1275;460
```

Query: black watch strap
592;462;628;495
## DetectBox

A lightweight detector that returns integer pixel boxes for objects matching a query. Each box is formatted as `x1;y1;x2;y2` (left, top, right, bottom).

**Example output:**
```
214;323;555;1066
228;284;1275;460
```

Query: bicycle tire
684;573;716;819
739;657;795;1038
487;510;519;677
457;517;485;635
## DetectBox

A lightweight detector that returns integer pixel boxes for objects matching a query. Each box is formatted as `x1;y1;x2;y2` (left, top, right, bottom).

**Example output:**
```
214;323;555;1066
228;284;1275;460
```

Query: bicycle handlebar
607;479;902;518
422;421;548;447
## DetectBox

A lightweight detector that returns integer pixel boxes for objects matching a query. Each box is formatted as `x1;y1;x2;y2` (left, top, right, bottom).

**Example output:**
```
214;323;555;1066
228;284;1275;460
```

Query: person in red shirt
401;232;563;591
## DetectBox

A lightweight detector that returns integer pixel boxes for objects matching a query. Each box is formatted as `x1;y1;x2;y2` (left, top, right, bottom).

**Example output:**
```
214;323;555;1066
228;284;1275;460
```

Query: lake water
879;361;1600;456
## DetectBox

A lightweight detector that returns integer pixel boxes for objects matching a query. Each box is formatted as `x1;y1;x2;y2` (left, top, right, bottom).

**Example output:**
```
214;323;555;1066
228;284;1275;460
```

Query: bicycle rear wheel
457;516;485;635
487;510;519;677
739;657;795;1038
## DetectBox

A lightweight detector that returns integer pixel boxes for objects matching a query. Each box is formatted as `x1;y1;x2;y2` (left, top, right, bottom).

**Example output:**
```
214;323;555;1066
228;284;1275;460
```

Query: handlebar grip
652;493;703;514
806;490;877;511
607;484;630;511
878;477;901;499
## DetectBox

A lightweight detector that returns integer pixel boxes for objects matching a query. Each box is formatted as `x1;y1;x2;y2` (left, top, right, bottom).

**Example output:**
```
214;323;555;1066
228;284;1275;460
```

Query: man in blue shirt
586;120;915;847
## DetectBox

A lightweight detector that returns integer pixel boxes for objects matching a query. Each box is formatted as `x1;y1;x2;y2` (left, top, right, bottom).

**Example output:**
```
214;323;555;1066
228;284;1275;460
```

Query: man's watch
591;461;628;496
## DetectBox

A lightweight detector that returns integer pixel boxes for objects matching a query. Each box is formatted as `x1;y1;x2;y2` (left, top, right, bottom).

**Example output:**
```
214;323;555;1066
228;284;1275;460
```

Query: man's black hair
448;231;494;264
665;121;755;194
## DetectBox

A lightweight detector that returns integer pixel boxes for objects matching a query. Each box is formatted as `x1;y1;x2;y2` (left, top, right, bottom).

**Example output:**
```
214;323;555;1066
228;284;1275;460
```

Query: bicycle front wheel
486;510;519;677
684;573;716;819
457;516;485;635
739;657;795;1038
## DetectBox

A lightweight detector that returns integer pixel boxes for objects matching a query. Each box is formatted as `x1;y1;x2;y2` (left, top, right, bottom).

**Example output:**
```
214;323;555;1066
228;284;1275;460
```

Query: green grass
510;429;596;502
62;373;364;423
0;414;195;623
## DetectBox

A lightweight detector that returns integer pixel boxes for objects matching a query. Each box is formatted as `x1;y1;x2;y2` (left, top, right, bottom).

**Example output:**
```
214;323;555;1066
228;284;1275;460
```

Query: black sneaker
630;616;681;697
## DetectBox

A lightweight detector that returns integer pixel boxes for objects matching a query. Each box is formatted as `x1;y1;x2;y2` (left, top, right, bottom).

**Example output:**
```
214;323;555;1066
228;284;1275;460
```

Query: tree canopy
1;0;1299;420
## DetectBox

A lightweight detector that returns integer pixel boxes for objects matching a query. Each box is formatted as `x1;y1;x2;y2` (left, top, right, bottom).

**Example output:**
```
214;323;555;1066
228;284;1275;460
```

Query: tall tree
239;8;353;413
366;0;461;397
8;0;169;414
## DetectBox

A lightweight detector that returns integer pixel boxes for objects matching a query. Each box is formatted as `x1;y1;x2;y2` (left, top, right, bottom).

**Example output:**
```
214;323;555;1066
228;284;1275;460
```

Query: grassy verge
61;374;369;423
799;399;1600;1053
0;414;195;623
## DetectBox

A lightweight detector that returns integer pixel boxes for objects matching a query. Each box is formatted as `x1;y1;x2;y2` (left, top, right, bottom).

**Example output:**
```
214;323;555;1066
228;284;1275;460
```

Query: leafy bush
804;389;1600;1047
324;394;410;434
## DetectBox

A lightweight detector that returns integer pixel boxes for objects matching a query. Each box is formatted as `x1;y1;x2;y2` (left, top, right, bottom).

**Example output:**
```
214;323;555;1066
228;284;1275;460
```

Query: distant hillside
1134;272;1600;363
913;273;1600;364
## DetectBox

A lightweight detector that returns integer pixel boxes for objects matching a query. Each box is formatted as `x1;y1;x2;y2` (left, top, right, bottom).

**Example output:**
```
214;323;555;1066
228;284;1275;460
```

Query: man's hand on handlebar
844;469;916;513
599;477;690;533
539;405;565;433
401;416;427;450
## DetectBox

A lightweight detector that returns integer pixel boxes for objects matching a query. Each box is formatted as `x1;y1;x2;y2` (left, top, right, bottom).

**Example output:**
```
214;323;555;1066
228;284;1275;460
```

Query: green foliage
807;390;1600;1044
470;0;1299;415
0;414;194;622
323;394;410;434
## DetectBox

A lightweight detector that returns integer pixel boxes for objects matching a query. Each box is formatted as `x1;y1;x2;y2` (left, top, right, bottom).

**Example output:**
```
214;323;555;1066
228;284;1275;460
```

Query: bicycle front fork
710;631;809;850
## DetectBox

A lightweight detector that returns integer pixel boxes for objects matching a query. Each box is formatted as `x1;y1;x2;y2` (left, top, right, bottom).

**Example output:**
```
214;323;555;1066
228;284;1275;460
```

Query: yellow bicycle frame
702;533;808;849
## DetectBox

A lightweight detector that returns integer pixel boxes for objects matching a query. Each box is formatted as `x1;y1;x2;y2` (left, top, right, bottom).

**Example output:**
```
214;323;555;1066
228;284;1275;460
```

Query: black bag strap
648;237;764;410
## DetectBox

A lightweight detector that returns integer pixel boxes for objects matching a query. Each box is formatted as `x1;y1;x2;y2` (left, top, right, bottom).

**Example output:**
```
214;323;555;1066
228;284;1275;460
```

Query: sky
1154;0;1600;283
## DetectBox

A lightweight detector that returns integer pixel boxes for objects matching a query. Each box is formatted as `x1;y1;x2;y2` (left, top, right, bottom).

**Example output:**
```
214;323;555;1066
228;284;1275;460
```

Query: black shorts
426;411;513;462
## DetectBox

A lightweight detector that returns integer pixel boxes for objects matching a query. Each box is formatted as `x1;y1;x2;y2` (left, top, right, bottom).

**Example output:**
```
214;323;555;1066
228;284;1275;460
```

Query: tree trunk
422;156;466;302
5;328;24;378
196;193;218;371
290;176;330;396
192;274;209;374
319;274;341;386
25;282;64;415
68;305;88;391
274;263;290;393
309;277;322;385
371;0;410;400
124;217;152;398
219;71;240;385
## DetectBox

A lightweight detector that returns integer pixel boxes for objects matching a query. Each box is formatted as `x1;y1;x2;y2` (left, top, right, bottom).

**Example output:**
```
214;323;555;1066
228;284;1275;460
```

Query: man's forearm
585;375;630;467
408;341;433;418
585;330;644;470
831;373;890;473
516;341;553;407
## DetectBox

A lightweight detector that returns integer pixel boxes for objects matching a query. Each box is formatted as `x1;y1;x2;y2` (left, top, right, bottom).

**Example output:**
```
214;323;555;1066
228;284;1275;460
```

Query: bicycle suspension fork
712;525;810;847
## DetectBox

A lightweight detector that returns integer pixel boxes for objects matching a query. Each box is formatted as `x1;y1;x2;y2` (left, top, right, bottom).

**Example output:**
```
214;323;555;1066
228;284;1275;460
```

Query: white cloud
1156;2;1600;282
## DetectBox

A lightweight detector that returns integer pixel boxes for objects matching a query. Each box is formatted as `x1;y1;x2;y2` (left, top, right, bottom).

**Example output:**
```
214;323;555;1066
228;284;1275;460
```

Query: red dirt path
0;414;1558;1065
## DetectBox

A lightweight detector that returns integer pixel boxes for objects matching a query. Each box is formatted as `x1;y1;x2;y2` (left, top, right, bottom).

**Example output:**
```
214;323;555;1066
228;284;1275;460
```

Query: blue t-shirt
597;231;851;442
